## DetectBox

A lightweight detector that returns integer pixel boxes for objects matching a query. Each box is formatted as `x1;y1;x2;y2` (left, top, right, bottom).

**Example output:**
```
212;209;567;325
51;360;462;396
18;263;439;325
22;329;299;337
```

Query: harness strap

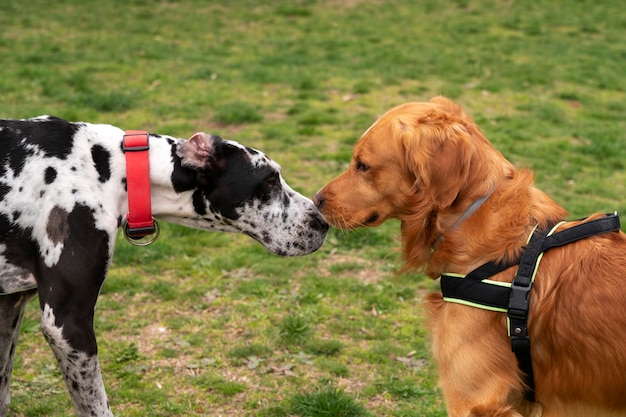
507;222;560;402
451;213;620;284
440;213;621;402
441;214;621;310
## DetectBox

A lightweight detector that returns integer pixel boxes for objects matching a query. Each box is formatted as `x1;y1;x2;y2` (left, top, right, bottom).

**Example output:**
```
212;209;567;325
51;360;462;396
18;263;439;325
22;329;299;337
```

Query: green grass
290;386;371;417
2;0;625;416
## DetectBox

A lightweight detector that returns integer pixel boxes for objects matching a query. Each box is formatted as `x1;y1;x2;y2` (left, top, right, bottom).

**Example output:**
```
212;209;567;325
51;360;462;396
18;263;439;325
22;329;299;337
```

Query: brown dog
314;96;626;417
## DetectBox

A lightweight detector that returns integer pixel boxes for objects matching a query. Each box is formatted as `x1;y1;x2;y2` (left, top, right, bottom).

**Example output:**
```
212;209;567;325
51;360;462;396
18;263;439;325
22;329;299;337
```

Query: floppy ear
399;112;473;209
178;132;222;170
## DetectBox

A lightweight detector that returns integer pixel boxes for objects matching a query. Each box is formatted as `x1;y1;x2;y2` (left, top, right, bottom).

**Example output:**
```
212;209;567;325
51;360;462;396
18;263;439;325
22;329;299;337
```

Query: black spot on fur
47;206;69;244
90;145;111;183
1;117;78;158
0;183;11;201
0;211;31;256
5;145;34;177
170;143;199;193
203;142;276;220
192;189;207;215
0;117;78;184
44;167;57;184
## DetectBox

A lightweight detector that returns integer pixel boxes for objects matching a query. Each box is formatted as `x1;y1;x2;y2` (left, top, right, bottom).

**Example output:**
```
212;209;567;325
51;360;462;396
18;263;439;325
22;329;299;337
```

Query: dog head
315;96;511;267
171;132;328;256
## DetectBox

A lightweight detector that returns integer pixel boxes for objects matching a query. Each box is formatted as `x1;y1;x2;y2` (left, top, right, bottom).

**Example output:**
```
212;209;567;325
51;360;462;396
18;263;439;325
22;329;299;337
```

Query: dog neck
433;189;494;248
146;137;203;221
424;171;569;278
448;190;494;233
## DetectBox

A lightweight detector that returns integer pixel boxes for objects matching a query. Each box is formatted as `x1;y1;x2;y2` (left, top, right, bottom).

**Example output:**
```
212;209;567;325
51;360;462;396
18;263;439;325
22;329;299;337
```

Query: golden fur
315;96;626;417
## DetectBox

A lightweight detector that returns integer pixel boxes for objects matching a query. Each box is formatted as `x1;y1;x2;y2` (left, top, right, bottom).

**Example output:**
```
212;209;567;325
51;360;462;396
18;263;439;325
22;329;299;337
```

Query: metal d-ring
123;218;161;246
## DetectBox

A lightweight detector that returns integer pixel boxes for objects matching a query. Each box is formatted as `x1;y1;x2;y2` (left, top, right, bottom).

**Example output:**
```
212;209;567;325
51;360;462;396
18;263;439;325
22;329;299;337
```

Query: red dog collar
123;130;159;244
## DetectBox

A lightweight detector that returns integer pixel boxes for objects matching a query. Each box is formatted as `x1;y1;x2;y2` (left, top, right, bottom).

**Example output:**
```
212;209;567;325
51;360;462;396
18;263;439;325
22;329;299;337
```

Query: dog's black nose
313;193;324;210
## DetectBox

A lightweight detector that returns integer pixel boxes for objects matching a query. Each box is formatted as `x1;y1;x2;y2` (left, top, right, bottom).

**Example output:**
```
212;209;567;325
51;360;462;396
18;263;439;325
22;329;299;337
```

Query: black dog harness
440;213;621;402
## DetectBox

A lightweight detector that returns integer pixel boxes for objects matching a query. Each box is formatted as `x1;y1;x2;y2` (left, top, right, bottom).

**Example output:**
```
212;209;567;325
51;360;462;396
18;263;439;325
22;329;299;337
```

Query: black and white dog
0;116;328;416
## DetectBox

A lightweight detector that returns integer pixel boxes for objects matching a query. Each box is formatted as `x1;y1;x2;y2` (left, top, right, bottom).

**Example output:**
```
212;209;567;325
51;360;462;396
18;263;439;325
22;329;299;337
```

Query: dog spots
192;189;207;215
245;146;259;155
40;304;112;416
90;145;111;183
169;144;198;193
44;167;57;184
6;146;33;177
46;206;69;245
27;117;77;159
0;184;10;202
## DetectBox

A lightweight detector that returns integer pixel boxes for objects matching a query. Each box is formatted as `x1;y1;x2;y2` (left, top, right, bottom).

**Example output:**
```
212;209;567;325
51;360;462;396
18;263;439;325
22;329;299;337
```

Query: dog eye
265;173;280;189
356;161;369;172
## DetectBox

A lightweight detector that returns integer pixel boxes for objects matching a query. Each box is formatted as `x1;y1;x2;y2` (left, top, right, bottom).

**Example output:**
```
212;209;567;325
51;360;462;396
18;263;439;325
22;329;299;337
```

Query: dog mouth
364;212;380;225
317;211;381;230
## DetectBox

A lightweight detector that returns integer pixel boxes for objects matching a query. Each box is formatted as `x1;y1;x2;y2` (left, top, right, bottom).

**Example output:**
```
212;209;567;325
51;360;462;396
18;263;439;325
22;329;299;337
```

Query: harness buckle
123;130;150;152
508;282;531;320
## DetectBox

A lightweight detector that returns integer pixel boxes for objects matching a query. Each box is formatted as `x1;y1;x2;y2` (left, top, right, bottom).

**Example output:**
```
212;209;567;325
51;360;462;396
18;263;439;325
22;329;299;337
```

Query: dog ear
399;111;473;209
178;132;222;170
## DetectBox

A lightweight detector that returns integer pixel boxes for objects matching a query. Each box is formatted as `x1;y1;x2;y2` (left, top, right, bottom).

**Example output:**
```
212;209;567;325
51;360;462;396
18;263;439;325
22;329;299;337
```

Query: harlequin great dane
0;116;328;416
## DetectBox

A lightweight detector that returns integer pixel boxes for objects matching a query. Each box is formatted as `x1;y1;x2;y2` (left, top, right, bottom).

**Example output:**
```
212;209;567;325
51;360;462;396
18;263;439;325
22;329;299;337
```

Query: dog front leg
40;303;112;417
427;299;531;417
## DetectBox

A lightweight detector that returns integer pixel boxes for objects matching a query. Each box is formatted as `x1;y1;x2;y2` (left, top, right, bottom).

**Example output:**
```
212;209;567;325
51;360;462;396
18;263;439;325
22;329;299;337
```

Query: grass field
1;0;625;416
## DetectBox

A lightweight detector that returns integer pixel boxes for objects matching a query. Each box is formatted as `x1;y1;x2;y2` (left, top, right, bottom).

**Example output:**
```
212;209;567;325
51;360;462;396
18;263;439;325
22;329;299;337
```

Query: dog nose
313;193;324;210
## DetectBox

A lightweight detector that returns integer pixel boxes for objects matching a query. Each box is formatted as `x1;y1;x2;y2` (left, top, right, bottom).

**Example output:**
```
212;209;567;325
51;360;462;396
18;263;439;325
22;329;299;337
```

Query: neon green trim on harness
442;273;511;312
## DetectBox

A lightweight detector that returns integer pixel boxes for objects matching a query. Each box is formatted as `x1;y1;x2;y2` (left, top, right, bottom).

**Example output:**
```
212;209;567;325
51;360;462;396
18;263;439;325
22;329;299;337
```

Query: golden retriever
314;96;626;417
